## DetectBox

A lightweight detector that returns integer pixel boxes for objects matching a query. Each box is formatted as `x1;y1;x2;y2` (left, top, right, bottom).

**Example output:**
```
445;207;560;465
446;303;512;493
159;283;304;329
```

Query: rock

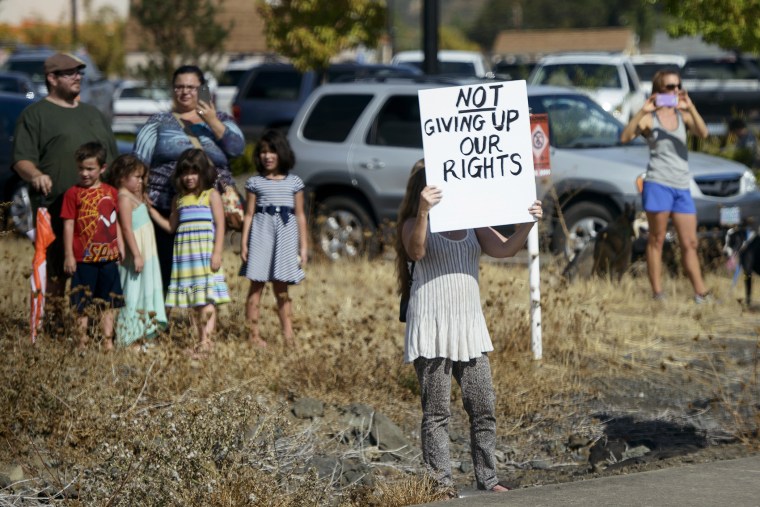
370;412;413;457
530;459;552;470
622;444;651;460
460;460;473;473
307;455;340;481
340;458;374;487
0;463;24;488
292;397;324;419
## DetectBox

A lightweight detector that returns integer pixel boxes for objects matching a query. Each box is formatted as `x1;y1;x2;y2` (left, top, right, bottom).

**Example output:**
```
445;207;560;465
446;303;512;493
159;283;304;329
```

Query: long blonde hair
394;159;427;296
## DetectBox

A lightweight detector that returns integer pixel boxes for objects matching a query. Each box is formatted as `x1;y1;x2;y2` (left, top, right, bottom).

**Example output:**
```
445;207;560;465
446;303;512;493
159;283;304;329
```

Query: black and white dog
724;226;760;305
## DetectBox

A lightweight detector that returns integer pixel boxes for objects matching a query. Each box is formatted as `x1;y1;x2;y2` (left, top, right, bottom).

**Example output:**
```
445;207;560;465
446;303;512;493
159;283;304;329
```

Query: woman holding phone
134;65;245;295
620;69;711;303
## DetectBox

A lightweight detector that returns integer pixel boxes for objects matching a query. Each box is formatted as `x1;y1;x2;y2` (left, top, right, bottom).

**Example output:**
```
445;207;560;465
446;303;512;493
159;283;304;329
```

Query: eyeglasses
664;83;682;91
173;85;199;92
55;68;85;78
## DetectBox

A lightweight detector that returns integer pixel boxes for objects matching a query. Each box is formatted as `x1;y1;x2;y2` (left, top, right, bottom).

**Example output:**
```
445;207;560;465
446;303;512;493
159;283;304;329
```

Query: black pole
422;0;438;75
71;0;78;46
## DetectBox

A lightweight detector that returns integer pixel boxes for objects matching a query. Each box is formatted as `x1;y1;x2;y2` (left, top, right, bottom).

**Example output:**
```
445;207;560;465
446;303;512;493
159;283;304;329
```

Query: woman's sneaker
694;291;714;304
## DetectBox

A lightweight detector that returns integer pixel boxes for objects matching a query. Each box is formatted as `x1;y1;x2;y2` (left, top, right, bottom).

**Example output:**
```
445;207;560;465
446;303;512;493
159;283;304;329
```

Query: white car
390;50;493;78
112;80;172;134
528;53;645;122
631;53;686;96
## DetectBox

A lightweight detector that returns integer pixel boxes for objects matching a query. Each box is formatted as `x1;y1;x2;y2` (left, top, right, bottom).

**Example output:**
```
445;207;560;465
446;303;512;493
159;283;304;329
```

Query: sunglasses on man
54;68;85;78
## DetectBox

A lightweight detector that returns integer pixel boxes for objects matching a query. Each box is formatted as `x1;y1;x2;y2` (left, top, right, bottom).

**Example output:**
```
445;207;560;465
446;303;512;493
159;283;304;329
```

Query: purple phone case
656;94;678;107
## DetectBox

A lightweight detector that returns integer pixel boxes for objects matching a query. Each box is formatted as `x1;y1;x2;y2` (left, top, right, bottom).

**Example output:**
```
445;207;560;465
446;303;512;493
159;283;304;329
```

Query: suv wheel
553;202;614;260
314;197;378;261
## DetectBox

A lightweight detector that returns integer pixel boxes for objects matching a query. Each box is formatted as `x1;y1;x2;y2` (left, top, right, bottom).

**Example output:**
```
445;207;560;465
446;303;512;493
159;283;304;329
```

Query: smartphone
198;84;212;105
655;93;678;108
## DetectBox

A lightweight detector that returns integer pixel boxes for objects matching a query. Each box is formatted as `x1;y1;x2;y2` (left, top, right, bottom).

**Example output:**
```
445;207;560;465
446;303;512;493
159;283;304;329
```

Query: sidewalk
417;455;760;507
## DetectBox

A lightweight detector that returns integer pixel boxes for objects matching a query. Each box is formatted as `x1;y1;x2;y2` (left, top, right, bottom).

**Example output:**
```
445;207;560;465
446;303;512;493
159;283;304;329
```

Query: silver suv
289;79;760;260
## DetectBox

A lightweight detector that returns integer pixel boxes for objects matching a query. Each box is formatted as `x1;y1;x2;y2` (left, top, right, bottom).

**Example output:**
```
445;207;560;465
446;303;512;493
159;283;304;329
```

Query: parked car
0;71;36;99
2;47;114;121
390;50;493;78
112;80;172;134
681;54;760;136
528;53;645;122
493;57;537;81
0;92;36;202
631;53;686;96
287;79;760;260
216;54;286;115
231;62;423;141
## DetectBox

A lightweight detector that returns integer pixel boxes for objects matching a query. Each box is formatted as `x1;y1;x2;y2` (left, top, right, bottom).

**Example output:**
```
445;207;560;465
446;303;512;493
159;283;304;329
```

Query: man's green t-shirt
12;99;118;210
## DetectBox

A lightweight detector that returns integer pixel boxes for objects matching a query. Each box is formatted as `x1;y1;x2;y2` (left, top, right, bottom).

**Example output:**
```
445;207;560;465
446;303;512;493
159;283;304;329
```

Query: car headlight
741;169;757;193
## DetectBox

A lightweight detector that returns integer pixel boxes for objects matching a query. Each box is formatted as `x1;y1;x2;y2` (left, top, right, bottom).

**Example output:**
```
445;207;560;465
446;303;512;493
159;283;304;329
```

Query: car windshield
220;69;248;87
5;60;44;83
533;63;622;89
529;93;627;149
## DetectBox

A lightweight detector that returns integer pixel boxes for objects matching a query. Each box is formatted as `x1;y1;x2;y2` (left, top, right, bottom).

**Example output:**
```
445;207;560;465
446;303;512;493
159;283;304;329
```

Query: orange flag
30;208;55;343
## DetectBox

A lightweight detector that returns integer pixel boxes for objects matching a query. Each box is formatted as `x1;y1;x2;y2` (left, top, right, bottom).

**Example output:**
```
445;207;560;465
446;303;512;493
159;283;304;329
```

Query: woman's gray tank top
644;111;690;189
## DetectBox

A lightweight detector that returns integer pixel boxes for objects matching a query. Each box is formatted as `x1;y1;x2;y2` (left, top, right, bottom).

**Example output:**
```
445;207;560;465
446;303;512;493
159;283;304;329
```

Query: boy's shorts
642;181;696;214
70;261;124;313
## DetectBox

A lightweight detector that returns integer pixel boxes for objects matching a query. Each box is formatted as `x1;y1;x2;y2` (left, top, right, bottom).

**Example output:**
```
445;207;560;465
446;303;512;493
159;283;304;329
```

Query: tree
659;0;760;54
256;0;386;72
131;0;231;83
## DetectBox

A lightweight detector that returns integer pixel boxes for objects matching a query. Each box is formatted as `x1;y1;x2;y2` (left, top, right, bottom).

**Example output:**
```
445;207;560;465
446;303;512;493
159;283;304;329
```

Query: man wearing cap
12;52;118;298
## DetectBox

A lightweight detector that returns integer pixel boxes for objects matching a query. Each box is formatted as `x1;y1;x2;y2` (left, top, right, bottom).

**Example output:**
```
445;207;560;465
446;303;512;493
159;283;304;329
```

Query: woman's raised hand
528;199;543;220
420;185;442;213
197;97;217;119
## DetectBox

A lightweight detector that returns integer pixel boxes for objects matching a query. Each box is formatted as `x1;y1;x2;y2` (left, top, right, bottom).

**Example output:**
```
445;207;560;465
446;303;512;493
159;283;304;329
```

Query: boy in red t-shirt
62;142;124;350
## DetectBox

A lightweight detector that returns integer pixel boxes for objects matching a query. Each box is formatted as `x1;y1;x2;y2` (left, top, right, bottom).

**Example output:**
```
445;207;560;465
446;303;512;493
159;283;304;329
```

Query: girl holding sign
395;159;542;495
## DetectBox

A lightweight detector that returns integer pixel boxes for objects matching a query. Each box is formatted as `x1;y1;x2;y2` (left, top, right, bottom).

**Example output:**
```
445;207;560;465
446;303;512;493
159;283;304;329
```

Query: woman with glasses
620;69;711;303
134;65;245;296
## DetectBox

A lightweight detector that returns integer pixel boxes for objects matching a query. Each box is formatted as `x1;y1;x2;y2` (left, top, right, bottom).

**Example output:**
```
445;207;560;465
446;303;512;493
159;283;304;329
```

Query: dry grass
1;233;759;505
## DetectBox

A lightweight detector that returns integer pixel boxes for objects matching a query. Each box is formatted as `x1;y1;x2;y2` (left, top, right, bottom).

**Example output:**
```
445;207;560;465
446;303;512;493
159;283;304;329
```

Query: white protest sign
418;80;537;233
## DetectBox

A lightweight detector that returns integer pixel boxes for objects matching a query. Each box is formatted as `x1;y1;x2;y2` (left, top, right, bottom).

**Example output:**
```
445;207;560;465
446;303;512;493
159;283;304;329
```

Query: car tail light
232;104;241;123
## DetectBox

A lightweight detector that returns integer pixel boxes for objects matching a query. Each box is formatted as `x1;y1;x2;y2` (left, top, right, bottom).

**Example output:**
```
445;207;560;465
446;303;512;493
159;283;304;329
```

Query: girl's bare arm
294;190;309;264
209;189;225;272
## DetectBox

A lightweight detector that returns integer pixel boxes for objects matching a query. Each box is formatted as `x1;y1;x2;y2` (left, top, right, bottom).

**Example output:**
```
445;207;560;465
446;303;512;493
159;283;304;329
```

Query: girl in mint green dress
113;155;168;346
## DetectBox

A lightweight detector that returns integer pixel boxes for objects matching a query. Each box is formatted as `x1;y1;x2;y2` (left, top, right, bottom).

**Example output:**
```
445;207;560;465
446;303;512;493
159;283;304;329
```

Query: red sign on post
530;114;551;177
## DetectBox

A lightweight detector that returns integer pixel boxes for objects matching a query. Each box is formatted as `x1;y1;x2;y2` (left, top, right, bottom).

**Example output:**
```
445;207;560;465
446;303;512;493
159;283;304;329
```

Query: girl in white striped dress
395;159;542;494
240;130;308;348
150;149;230;356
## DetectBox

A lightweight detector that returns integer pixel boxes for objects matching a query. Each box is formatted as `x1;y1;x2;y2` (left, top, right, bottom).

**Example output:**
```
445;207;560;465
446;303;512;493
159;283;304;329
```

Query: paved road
416;455;760;506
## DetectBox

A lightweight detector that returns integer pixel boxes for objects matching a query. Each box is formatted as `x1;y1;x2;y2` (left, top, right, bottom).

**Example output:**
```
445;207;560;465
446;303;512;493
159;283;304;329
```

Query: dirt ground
1;233;759;504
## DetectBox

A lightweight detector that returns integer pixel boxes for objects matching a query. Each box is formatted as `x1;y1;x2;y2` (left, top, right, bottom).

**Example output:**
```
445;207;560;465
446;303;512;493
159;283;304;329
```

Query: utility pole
422;0;438;74
71;0;78;46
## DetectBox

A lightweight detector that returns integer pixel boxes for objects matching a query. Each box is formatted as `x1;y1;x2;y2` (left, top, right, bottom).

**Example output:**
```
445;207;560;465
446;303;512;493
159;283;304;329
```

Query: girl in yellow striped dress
150;148;230;355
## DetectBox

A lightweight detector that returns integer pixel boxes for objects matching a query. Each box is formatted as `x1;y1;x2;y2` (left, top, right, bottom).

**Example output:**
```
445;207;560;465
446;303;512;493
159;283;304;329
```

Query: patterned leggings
414;355;499;490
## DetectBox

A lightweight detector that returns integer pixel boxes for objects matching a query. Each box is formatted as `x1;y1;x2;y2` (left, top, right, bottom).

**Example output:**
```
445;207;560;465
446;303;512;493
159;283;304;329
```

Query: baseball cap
43;53;86;74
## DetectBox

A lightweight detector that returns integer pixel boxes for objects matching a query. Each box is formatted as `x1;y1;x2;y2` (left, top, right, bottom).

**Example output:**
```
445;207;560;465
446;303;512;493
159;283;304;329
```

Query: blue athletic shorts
70;261;124;313
642;181;696;214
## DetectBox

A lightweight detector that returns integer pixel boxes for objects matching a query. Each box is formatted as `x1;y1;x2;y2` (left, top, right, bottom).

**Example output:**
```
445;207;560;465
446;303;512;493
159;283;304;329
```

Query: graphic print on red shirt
60;184;120;263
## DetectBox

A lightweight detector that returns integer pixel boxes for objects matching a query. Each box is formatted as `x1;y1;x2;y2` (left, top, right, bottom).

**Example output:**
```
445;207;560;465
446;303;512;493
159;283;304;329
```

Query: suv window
303;94;373;143
244;70;302;100
220;69;248;87
367;95;422;149
534;63;622;89
682;60;757;80
529;94;621;148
